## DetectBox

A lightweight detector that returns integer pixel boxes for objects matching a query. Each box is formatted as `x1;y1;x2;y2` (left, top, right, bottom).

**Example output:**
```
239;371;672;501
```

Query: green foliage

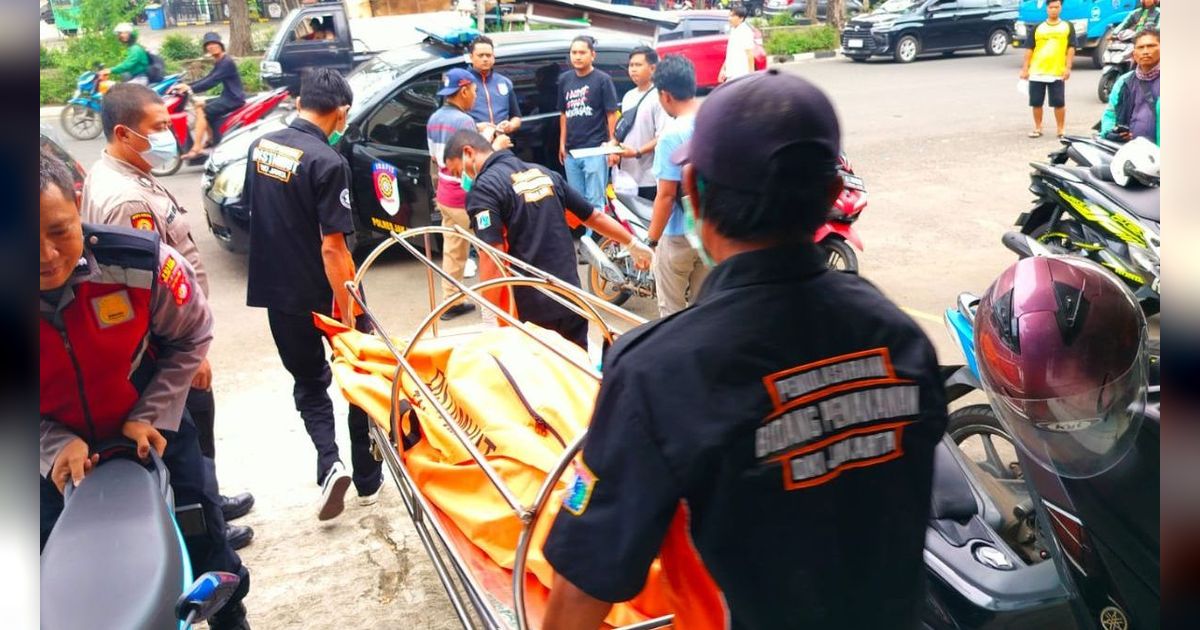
76;0;142;34
160;33;202;61
40;69;76;105
60;33;124;74
41;45;64;69
764;25;838;56
251;24;278;53
238;58;264;94
769;12;797;27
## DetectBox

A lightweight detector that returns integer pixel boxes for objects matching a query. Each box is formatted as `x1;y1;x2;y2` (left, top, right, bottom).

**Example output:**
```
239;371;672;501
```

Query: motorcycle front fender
814;221;863;251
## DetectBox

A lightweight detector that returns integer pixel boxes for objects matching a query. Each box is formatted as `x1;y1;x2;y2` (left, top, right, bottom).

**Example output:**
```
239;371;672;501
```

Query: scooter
1098;29;1135;103
59;66;183;141
155;86;291;177
41;442;242;629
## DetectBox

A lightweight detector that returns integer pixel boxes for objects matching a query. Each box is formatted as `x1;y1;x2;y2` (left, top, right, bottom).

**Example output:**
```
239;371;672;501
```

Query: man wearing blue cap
541;69;947;628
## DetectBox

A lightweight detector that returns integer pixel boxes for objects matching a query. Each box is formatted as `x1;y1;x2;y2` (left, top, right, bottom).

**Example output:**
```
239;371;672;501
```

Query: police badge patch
476;210;492;230
339;188;352;209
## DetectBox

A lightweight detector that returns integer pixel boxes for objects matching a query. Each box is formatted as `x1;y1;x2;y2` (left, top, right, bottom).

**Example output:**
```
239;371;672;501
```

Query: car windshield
877;0;921;12
347;50;433;120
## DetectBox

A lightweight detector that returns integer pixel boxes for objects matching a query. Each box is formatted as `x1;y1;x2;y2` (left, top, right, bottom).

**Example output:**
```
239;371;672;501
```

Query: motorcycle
155;86;291;177
1098;29;1135;103
59;66;183;141
581;154;868;305
41;442;241;629
1005;138;1160;315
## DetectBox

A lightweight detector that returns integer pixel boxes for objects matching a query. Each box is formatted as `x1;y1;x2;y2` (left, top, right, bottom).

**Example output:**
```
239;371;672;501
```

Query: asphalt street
45;48;1110;627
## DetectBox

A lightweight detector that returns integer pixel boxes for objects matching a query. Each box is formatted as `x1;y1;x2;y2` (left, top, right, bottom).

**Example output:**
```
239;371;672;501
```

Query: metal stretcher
345;226;674;630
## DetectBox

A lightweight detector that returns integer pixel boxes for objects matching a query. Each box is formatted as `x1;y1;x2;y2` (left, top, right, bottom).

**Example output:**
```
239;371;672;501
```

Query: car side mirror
175;571;241;625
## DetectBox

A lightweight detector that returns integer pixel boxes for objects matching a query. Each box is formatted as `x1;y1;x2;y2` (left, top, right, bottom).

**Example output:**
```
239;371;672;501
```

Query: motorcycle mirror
175;571;241;625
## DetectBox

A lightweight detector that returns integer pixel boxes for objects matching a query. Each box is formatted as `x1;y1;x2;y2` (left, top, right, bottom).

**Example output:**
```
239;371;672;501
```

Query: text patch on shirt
564;85;594;119
510;168;555;204
758;349;917;490
252;138;304;183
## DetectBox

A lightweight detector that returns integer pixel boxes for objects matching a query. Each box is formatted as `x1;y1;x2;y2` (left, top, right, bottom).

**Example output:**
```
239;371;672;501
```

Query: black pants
267;308;382;493
203;95;243;145
40;414;249;625
1029;80;1066;108
638;185;658;200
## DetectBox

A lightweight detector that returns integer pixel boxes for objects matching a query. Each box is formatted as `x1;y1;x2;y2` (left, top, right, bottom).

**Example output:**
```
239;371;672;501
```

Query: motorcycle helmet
1111;136;1160;187
975;256;1149;479
113;22;134;35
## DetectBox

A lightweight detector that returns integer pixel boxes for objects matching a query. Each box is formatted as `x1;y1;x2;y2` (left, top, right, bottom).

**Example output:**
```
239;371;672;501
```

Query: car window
365;79;439;149
494;57;564;117
289;13;337;43
656;23;688;42
930;0;959;10
687;18;729;38
596;52;635;97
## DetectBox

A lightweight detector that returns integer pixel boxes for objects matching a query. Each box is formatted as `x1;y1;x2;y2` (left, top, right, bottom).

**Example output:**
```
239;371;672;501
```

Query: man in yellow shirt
1020;0;1076;138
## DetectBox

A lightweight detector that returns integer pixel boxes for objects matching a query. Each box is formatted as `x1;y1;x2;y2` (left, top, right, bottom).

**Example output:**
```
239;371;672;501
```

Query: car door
953;0;992;49
278;8;354;93
657;16;729;90
349;76;441;236
922;0;961;51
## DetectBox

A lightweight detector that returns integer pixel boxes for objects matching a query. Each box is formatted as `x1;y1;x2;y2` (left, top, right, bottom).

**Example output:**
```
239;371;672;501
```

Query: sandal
1027;130;1043;138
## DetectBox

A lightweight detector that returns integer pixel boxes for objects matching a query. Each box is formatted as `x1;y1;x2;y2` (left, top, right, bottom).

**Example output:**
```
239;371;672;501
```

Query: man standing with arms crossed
559;35;620;216
1020;0;1075;139
719;4;755;84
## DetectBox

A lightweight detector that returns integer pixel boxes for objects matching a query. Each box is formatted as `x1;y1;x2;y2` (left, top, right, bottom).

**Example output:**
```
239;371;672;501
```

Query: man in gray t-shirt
614;46;668;200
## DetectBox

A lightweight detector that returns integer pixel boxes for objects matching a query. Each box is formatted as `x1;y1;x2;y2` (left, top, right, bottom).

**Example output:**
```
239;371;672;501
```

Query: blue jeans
564;154;609;213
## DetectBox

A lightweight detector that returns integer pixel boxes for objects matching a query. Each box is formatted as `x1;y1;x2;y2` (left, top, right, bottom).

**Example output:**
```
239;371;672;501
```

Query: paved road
45;48;1110;627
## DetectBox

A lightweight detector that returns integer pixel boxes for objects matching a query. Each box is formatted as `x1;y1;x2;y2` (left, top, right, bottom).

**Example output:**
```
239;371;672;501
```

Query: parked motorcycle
581;155;869;305
155;86;291;177
1005;138;1160;315
59;66;182;141
1098;29;1135;103
41;442;241;629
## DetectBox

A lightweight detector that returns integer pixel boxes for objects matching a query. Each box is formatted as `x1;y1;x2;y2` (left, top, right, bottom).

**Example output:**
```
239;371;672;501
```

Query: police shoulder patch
563;457;598;516
339;188;352;209
130;211;157;232
476;210;492;230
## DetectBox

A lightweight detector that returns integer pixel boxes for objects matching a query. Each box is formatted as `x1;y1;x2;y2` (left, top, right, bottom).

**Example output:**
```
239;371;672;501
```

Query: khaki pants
653;235;710;317
438;202;470;302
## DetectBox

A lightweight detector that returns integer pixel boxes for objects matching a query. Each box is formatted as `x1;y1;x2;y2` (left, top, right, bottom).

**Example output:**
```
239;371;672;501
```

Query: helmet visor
984;340;1147;479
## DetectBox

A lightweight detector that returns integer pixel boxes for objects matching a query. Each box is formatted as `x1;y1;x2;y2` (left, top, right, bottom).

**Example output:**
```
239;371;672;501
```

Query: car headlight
212;161;247;199
871;21;895;32
1071;20;1089;39
260;60;282;76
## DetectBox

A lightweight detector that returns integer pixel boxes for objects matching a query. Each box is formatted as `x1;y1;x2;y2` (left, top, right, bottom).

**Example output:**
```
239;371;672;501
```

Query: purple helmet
975;256;1149;478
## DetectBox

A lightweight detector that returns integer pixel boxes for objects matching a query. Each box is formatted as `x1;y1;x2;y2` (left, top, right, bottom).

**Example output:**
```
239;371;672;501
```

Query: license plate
847;39;865;48
842;174;866;191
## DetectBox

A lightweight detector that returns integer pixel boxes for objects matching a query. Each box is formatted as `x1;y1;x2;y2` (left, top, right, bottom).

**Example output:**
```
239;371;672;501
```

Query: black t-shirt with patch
558;68;619;151
245;118;355;315
543;242;949;627
465;150;593;324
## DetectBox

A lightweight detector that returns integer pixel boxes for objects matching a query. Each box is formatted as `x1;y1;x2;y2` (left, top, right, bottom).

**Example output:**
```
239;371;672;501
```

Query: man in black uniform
244;68;382;521
443;129;651;349
542;70;948;628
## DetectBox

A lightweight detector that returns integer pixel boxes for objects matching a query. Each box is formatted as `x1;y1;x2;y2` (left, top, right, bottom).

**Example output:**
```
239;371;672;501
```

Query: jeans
564;154;609;213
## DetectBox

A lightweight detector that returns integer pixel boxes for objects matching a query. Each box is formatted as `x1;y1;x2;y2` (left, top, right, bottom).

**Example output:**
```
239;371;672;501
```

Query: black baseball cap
673;69;841;193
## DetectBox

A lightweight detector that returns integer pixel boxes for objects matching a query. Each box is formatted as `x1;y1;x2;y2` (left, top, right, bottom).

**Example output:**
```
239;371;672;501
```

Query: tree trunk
828;0;846;31
228;0;254;57
805;0;818;21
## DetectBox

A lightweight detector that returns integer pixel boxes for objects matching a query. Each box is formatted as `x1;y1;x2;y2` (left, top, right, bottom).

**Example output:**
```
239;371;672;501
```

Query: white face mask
125;127;177;169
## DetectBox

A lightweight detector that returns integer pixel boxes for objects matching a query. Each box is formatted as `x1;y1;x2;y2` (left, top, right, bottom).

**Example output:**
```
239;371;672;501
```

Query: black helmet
201;32;225;50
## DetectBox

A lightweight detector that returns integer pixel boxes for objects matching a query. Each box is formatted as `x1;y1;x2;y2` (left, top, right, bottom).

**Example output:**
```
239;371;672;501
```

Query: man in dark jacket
1102;29;1160;145
176;32;247;159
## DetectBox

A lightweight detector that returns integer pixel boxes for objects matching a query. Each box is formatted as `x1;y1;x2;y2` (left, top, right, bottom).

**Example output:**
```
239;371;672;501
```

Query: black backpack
146;51;165;83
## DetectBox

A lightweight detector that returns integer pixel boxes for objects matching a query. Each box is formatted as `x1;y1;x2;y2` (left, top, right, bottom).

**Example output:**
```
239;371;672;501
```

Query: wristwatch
634;148;642;158
647;238;659;248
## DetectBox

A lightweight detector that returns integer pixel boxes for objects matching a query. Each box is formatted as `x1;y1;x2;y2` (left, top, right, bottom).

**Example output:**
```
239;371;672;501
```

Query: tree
828;0;846;31
228;0;254;57
805;0;818;22
77;0;141;34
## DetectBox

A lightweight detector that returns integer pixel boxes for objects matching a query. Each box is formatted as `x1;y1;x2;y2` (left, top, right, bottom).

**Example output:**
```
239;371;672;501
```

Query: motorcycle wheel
1098;71;1117;104
820;237;857;272
586;237;633;307
947;404;1024;484
59;104;102;140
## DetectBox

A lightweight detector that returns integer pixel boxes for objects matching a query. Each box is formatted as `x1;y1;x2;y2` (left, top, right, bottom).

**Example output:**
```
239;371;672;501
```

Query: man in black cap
174;32;246;160
541;69;948;627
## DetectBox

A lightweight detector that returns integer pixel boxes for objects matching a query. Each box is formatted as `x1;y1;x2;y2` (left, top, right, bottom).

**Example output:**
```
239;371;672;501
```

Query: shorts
1029;80;1065;108
203;95;244;140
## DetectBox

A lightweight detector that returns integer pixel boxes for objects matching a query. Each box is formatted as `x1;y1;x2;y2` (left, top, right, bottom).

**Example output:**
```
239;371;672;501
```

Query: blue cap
437;68;475;96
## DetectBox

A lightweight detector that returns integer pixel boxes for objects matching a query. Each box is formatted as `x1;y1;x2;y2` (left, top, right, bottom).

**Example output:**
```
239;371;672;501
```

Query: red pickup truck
657;10;769;89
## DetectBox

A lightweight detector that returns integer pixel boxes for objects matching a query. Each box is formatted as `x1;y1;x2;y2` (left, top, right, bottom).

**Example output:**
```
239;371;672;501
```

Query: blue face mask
126;127;177;169
460;154;475;192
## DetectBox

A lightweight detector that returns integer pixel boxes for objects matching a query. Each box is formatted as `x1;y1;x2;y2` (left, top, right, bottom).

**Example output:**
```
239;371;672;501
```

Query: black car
203;29;650;254
841;0;1018;63
764;0;865;21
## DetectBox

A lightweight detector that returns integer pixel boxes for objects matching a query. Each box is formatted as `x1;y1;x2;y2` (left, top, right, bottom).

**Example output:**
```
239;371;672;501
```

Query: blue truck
1012;0;1137;68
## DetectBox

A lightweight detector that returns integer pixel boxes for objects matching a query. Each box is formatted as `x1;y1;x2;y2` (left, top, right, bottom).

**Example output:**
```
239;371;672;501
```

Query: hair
629;46;659;65
652;55;696;100
444;129;494;164
1134;27;1160;44
1045;0;1062;5
101;82;162;141
571;35;596;52
731;4;749;19
299;67;354;114
469;35;494;54
698;145;839;241
309;17;322;28
40;148;76;199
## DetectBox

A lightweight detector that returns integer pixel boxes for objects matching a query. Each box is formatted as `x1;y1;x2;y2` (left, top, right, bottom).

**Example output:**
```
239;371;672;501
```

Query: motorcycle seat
929;440;979;522
1069;166;1160;223
41;458;185;630
615;191;655;225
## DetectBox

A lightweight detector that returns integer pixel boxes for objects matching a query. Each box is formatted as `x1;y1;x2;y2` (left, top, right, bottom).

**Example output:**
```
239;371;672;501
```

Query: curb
767;50;845;66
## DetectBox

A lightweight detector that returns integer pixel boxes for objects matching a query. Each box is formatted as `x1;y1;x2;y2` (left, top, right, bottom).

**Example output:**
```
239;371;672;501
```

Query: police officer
81;82;255;549
465;35;522;137
40;151;250;629
541;71;948;628
244;68;382;520
443;129;651;350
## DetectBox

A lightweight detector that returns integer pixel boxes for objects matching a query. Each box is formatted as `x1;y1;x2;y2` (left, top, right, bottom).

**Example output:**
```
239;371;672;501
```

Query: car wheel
1098;70;1118;103
986;28;1009;56
893;34;919;63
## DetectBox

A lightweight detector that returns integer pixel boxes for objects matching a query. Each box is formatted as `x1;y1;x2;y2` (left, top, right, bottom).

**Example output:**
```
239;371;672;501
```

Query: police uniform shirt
543;242;949;627
465;150;593;324
245;118;355;315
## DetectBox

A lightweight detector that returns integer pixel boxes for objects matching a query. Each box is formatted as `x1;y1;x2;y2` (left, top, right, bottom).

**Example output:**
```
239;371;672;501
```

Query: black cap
673;69;841;194
201;32;225;49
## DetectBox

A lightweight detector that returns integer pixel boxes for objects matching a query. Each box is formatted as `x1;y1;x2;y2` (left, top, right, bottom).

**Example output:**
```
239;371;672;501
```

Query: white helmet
113;22;134;35
1111;136;1160;187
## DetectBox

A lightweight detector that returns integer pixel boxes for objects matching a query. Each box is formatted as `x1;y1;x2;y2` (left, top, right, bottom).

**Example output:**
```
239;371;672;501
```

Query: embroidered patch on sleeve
563;457;598;516
91;290;134;328
130;211;157;232
476;210;493;230
158;256;192;305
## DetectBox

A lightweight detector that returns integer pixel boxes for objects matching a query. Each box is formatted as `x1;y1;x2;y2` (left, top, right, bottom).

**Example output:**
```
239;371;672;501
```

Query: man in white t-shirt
614;46;669;200
720;5;755;83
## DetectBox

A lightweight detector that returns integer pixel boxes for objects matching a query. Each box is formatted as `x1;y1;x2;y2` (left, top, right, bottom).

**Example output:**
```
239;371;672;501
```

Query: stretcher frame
345;226;674;630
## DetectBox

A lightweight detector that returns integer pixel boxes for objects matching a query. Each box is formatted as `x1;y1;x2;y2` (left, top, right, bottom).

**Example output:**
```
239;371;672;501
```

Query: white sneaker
318;461;352;521
358;486;382;507
464;257;478;278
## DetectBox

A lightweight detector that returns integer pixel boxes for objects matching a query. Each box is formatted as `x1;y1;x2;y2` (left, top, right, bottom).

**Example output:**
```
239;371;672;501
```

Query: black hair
731;4;749;19
309;17;322;28
469;35;495;54
652;55;696;100
1045;0;1062;5
299;67;354;114
40;148;76;199
629;46;659;65
101;82;162;141
571;35;596;51
444;129;493;164
698;145;839;241
1134;27;1160;43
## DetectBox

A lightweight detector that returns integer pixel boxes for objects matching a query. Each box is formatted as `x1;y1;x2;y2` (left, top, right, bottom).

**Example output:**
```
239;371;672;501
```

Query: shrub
238;57;264;94
160;33;202;61
40;45;63;69
40;69;76;105
764;25;838;56
769;12;796;27
251;24;277;53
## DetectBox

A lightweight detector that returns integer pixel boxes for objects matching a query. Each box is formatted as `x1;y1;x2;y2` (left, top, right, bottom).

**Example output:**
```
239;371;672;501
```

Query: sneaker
439;302;476;321
464;257;478;278
358;486;382;507
318;462;352;521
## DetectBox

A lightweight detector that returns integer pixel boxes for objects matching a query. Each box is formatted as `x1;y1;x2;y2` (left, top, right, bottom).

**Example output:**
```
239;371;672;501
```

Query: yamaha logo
1099;606;1128;630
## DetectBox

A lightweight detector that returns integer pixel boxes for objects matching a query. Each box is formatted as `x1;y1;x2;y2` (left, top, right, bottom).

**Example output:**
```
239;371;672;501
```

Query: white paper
569;145;624;159
1017;79;1029;96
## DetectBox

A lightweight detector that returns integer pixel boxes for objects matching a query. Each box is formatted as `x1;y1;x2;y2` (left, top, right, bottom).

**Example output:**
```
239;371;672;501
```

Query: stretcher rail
345;228;668;629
